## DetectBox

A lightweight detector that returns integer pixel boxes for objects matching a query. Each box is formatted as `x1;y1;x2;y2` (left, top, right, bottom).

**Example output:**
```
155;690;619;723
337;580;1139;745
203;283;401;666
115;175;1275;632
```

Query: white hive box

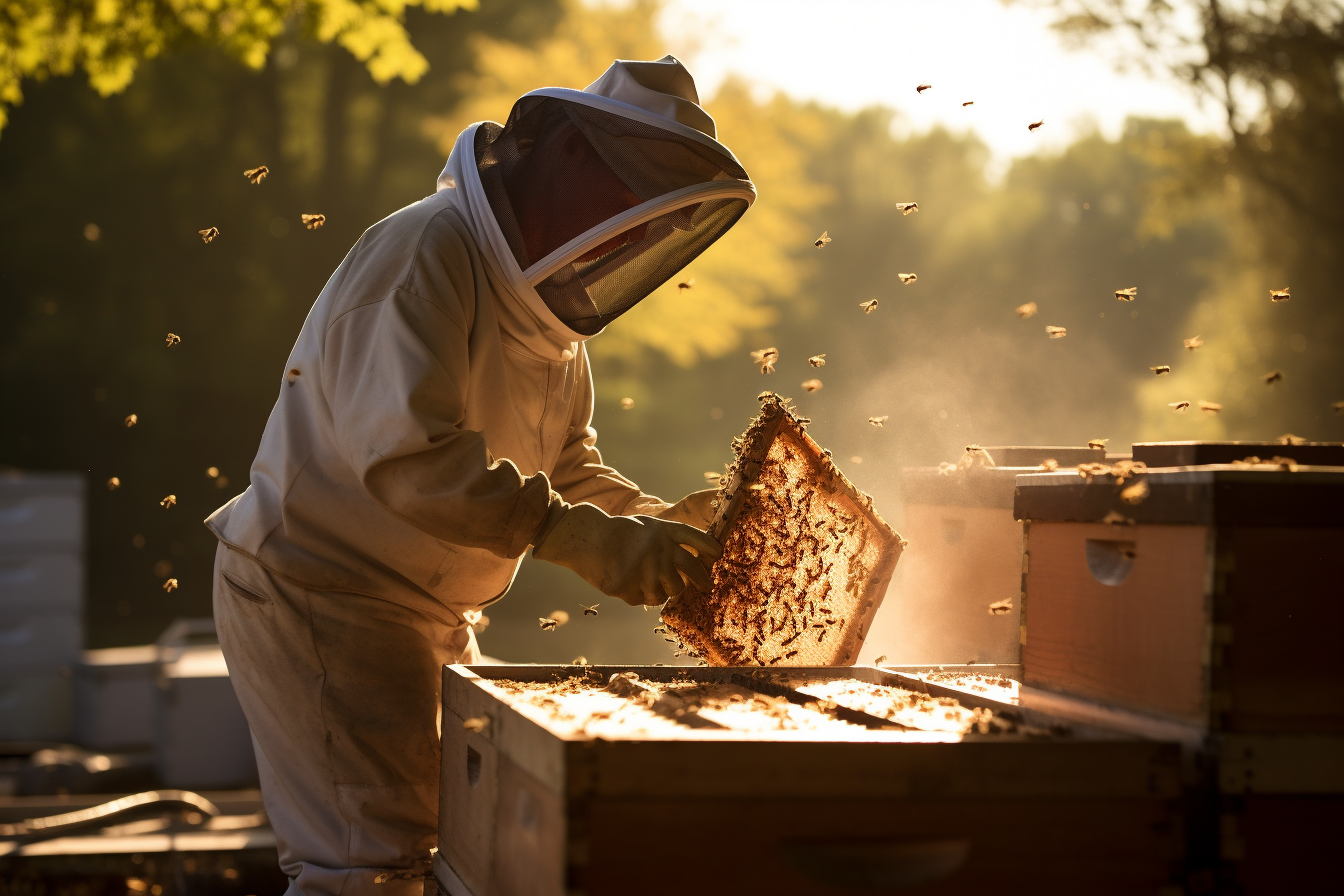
75;644;158;750
154;619;258;789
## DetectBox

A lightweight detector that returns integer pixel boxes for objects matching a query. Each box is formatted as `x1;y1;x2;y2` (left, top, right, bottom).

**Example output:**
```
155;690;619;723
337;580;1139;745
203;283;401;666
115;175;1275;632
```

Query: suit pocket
222;570;272;605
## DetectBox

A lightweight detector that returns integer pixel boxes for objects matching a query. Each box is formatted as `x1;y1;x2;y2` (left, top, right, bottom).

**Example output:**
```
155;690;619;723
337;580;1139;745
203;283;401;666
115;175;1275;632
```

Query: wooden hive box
866;446;1104;666
660;394;902;666
1133;440;1344;468
437;664;1183;896
1014;465;1344;734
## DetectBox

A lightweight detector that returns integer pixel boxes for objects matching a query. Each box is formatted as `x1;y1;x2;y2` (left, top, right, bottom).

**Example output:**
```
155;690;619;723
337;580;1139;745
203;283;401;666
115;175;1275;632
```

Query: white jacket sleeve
548;348;668;516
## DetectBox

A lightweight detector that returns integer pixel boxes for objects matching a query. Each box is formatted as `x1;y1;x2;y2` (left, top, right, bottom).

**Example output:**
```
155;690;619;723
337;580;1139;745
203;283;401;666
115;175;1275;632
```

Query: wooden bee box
660;395;902;665
1133;440;1344;468
866;447;1104;666
437;664;1183;896
1014;466;1344;733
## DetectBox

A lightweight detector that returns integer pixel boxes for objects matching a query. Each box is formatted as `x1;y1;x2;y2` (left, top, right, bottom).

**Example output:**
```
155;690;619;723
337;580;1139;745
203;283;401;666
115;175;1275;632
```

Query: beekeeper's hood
438;55;755;338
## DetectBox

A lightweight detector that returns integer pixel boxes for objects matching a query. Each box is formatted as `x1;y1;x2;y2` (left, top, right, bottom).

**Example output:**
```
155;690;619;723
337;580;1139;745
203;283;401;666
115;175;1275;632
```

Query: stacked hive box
0;473;84;742
864;446;1104;666
1013;445;1344;892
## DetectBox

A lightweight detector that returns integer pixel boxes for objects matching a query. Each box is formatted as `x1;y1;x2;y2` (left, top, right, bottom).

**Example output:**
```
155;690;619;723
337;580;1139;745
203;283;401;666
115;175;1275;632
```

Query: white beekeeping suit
207;56;753;896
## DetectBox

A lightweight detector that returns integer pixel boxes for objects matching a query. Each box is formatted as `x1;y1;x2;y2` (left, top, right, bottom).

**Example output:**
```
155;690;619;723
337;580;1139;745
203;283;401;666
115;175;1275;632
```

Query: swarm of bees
1115;287;1137;301
1184;335;1203;350
801;379;823;393
198;227;219;244
916;84;932;93
620;397;635;410
1150;365;1171;375
677;278;695;291
895;202;919;215
868;415;889;427
814;231;831;248
1270;287;1290;302
808;354;826;367
243;165;269;184
1198;400;1223;413
1028;120;1044;131
160;494;176;508
1016;302;1038;318
750;347;779;374
859;299;879;313
301;213;326;230
162;578;178;593
165;333;181;348
1263;370;1283;385
1045;326;1067;338
897;272;917;284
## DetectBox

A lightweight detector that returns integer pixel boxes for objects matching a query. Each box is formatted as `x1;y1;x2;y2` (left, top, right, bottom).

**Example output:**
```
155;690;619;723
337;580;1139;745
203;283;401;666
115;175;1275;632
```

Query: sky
657;0;1225;172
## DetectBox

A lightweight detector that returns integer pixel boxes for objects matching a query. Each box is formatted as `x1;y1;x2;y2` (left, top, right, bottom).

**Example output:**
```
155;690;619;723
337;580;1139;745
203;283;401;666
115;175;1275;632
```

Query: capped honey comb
662;393;904;665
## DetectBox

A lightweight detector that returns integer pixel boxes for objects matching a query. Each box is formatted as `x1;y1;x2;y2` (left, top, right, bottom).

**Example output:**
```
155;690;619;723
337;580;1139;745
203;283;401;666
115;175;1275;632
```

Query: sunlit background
1;0;1340;664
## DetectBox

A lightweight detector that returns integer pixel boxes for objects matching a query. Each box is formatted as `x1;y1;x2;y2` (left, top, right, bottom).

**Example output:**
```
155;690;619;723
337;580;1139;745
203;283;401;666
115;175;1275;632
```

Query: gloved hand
533;502;722;607
652;488;718;531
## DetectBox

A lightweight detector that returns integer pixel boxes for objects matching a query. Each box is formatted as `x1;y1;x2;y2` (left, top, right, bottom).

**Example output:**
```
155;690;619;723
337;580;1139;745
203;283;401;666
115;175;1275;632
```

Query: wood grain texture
1022;521;1211;724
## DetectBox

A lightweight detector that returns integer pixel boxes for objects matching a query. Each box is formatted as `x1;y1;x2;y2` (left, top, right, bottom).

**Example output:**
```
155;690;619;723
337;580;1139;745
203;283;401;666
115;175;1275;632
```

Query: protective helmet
474;56;756;335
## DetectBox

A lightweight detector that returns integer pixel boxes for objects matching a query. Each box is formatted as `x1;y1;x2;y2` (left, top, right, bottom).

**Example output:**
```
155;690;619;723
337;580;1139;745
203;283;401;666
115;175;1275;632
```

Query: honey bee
814;231;831;248
678;278;695;291
572;656;589;666
198;227;219;243
868;415;889;427
462;716;489;733
1277;433;1305;446
107;477;121;490
808;354;826;367
581;603;599;616
243;165;269;184
160;494;176;508
1088;438;1108;450
1150;365;1171;375
1269;288;1290;302
206;467;220;478
751;347;779;374
874;654;887;665
1184;335;1203;350
703;471;723;484
165;332;181;348
1040;458;1059;471
988;598;1013;616
301;213;326;230
916;84;932;93
1045;326;1067;338
1016;302;1038;319
801;379;823;393
1028;120;1044;131
1263;370;1283;385
962;101;974;106
897;272;917;284
1120;479;1150;504
859;299;879;313
1334;401;1344;414
286;368;301;385
548;610;570;626
162;578;178;593
1115;287;1137;301
1169;401;1190;411
539;617;558;631
620;397;635;410
1198;400;1223;413
895;202;919;215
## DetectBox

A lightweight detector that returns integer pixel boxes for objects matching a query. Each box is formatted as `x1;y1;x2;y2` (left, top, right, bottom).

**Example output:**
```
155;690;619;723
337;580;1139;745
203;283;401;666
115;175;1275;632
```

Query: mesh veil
475;95;753;335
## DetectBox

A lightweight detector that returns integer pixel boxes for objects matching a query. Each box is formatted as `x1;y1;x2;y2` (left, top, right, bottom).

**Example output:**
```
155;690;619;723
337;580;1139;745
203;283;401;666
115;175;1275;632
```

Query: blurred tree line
1;0;1339;662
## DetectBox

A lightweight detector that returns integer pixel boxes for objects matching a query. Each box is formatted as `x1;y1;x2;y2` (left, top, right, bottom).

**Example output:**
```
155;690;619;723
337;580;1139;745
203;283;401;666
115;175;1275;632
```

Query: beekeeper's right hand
532;502;721;607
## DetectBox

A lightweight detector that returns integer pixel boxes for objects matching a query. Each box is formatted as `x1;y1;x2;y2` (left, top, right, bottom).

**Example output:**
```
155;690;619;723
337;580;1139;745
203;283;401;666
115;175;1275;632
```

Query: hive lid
900;446;1106;508
1014;465;1344;527
1133;440;1344;468
661;394;903;666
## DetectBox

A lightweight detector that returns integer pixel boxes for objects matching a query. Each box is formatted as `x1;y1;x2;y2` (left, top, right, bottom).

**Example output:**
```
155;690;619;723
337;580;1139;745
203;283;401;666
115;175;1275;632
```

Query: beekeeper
206;56;754;896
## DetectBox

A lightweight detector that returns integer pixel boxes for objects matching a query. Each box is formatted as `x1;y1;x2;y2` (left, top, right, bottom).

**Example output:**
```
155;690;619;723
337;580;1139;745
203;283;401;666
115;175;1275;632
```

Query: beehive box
1133;440;1344;468
1014;465;1344;733
865;446;1104;666
660;394;902;665
438;664;1182;896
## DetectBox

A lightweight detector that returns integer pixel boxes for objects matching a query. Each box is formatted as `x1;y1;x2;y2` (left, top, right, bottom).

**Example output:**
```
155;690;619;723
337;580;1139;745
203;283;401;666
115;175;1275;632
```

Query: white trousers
213;543;478;896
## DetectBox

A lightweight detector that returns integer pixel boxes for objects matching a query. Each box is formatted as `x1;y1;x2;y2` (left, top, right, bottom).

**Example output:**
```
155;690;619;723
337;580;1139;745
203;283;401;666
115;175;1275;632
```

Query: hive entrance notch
661;393;904;666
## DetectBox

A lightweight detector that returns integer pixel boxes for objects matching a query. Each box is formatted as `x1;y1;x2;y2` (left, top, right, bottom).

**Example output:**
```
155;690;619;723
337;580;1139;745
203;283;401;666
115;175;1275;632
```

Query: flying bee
1150;365;1171;375
677;278;695;291
107;477;121;490
1263;370;1283;385
1198;400;1223;413
1016;301;1038;318
868;415;889;426
962;101;974;106
703;471;723;484
988;598;1013;616
198;227;219;243
572;656;589;666
1120;479;1150;504
895;202;918;215
164;332;182;348
243;165;269;184
1045;326;1067;338
751;347;779;374
859;299;879;313
124;413;138;427
462;716;489;733
874;654;887;665
206;467;219;478
808;354;826;367
1270;287;1290;302
1115;287;1137;301
1088;438;1108;450
897;272;917;284
301;213;326;230
1184;335;1203;351
1277;433;1305;445
160;494;176;508
548;610;570;626
1334;401;1344;414
581;603;599;616
1169;401;1190;411
814;231;831;248
162;578;178;593
1040;458;1059;471
916;84;932;93
620;397;635;410
538;617;558;632
1028;119;1044;131
801;379;823;393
